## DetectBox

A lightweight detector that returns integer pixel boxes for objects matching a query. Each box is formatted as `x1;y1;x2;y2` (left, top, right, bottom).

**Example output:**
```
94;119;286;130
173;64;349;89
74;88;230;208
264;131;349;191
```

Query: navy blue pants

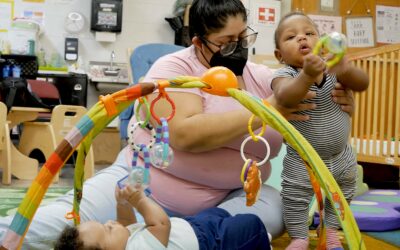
185;207;271;250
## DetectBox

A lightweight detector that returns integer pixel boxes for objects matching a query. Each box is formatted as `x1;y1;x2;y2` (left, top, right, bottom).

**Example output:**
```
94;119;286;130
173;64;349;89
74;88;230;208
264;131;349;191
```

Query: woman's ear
274;49;284;64
192;36;202;49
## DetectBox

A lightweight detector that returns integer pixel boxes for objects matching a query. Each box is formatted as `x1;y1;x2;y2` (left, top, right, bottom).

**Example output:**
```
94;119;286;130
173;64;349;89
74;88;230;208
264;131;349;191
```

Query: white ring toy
128;121;156;152
240;135;271;166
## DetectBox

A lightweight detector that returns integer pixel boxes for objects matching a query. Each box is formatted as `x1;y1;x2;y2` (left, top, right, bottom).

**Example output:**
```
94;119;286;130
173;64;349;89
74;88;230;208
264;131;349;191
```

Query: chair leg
1;123;12;185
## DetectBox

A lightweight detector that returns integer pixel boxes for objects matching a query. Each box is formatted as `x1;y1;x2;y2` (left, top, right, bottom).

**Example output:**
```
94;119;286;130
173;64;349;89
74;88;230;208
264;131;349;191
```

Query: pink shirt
125;46;283;215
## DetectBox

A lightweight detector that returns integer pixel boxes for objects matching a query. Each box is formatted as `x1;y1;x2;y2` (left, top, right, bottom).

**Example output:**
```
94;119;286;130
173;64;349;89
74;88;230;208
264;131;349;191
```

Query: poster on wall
345;16;375;47
308;14;342;36
15;0;45;25
252;0;280;27
376;5;400;44
248;0;281;55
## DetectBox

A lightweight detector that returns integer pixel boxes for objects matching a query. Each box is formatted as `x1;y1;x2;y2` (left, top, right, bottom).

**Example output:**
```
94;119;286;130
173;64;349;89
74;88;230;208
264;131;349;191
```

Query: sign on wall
376;5;400;44
248;0;281;55
345;16;375;47
308;14;342;36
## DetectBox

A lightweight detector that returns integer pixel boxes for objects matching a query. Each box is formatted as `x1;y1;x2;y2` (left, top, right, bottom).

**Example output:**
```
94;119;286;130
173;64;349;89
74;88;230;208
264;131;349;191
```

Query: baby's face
79;220;130;250
276;15;320;68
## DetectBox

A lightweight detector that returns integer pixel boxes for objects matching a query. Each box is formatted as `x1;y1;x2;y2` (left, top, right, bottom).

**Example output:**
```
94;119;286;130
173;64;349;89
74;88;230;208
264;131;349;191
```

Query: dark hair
189;0;247;38
54;226;101;250
274;12;318;49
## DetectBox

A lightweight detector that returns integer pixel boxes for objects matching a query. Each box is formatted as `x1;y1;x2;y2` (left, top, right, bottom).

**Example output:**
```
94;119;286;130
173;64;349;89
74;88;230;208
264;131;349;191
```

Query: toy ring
240;135;270;166
128;121;156;152
312;32;346;68
248;115;266;142
135;97;150;128
240;159;252;183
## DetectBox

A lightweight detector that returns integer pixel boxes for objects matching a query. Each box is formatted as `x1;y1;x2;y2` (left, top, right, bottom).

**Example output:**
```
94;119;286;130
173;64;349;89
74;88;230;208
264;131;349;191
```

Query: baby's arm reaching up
329;55;369;92
115;186;138;226
272;54;325;108
117;186;171;247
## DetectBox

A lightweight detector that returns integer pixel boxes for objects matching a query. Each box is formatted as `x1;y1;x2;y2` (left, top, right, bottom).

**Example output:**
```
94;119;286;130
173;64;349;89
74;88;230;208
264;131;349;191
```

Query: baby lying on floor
55;185;272;250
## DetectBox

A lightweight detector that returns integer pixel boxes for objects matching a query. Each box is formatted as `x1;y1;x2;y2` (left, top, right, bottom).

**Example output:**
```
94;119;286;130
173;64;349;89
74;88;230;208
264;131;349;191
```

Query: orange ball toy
201;66;239;96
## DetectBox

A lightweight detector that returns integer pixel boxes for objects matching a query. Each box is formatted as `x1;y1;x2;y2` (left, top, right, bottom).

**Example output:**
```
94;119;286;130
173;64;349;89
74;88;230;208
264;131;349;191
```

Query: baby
271;12;369;250
55;185;271;250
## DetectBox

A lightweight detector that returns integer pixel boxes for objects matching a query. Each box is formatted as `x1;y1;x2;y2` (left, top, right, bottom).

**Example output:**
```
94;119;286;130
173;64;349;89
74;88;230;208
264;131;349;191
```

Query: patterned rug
0;187;71;217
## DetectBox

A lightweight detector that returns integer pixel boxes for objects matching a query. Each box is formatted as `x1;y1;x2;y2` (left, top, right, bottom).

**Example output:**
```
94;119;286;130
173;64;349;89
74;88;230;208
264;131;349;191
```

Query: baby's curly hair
54;226;101;250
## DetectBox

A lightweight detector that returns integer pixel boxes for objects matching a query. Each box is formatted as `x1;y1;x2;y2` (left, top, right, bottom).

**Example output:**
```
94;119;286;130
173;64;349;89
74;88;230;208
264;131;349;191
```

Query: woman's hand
332;82;354;115
268;91;317;121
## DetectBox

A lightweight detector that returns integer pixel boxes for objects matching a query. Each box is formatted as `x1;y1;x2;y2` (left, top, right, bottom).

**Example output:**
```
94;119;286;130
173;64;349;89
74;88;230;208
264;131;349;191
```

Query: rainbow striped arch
1;72;365;250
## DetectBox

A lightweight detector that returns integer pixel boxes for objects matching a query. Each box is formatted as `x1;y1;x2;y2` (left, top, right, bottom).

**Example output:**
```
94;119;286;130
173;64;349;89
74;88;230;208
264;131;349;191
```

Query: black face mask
209;46;248;76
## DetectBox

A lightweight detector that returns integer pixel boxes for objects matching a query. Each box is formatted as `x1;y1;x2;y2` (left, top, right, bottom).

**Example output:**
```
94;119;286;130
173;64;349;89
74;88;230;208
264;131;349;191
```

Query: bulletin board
291;0;400;53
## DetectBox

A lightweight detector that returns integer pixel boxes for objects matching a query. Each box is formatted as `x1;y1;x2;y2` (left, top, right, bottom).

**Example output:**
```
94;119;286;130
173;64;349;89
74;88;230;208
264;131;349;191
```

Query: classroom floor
1;164;400;249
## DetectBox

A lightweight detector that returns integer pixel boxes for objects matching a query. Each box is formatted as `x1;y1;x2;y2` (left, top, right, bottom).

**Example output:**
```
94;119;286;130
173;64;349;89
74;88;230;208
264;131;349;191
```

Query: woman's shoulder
144;46;202;81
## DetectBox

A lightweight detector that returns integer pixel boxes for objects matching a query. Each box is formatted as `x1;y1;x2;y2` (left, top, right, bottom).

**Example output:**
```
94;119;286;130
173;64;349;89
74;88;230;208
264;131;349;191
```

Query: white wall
2;0;176;67
1;0;293;67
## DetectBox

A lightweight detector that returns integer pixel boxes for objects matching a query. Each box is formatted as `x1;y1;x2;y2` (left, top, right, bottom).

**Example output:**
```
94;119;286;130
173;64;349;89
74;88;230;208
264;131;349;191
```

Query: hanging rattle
312;32;347;68
240;114;271;206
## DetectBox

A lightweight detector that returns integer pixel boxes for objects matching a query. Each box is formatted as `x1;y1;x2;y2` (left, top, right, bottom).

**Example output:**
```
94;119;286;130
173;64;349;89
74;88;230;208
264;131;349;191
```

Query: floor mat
366;230;400;247
0;187;71;217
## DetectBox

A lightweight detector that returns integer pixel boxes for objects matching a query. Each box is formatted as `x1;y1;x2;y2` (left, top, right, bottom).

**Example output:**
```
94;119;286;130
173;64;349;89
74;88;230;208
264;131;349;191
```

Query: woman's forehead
210;15;247;38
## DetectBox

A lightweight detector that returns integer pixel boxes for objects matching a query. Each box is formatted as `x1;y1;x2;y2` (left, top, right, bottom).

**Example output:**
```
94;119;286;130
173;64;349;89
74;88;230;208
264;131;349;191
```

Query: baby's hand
115;186;129;205
327;54;350;76
303;54;325;79
118;185;146;207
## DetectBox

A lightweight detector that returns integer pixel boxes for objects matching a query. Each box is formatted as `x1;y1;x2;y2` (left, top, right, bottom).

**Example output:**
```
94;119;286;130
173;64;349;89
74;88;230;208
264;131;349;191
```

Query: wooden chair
0;102;11;184
18;105;95;182
348;44;400;167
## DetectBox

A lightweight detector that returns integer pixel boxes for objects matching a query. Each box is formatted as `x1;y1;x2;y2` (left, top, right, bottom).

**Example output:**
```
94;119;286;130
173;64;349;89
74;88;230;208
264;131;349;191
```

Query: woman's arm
147;91;263;153
272;54;325;108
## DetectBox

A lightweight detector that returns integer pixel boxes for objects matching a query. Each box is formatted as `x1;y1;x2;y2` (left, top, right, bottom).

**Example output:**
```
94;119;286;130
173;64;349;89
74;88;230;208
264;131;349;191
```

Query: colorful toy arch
1;67;365;250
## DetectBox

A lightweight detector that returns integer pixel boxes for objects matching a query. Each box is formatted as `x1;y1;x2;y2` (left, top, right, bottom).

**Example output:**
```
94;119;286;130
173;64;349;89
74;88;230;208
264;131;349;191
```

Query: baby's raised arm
330;56;369;92
117;186;171;247
272;54;325;108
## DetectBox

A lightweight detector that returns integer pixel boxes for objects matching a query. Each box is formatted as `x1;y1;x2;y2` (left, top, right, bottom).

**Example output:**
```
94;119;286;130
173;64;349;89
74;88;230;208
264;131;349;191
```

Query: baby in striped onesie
271;12;369;250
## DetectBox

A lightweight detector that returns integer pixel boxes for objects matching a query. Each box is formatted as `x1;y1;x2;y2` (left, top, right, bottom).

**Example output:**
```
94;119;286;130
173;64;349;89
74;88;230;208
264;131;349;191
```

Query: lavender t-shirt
125;45;283;215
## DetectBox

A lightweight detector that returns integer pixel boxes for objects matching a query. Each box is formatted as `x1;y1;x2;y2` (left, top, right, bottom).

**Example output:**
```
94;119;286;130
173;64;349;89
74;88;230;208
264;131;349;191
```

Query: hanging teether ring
128;121;156;151
248;115;266;142
135;97;151;129
240;135;271;166
150;83;176;124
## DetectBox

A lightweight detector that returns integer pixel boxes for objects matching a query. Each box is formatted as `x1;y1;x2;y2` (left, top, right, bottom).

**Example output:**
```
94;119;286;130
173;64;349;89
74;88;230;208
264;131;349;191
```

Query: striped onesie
272;65;357;239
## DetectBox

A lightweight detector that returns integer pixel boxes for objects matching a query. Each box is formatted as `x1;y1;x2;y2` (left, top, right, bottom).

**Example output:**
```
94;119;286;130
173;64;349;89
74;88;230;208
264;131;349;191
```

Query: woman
0;0;354;248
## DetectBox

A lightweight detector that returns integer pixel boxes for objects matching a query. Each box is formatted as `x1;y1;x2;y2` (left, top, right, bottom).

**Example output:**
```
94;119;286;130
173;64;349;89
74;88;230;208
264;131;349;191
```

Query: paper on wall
0;0;13;32
308;14;342;36
376;5;400;44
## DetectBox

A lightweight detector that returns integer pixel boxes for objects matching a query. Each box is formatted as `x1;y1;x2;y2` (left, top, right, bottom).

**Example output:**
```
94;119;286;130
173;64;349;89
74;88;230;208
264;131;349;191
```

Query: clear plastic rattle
312;32;347;68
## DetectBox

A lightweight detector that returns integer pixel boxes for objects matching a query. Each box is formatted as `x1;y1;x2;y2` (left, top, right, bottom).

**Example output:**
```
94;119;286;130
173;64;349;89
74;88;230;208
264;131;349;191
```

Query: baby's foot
285;238;309;250
326;228;343;250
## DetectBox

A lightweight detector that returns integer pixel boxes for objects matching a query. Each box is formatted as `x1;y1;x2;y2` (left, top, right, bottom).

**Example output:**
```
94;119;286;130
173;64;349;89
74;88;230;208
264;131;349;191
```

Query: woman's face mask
209;45;248;76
